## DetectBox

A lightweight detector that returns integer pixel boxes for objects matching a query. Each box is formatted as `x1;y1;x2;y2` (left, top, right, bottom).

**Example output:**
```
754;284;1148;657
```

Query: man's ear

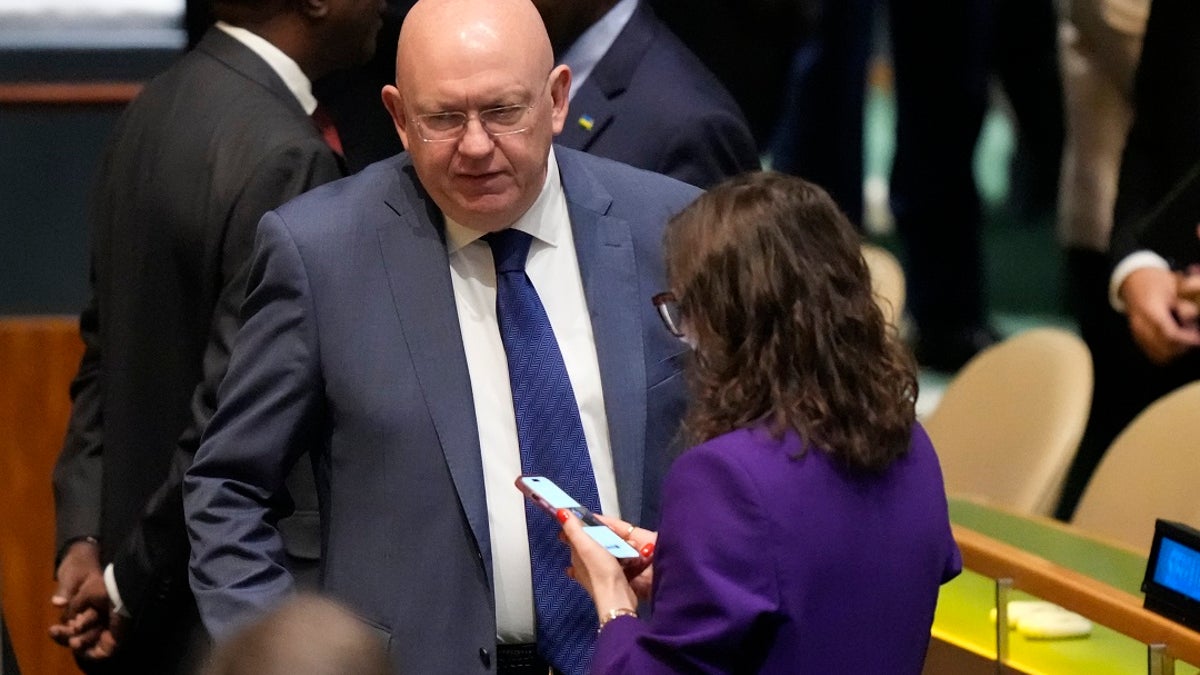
299;0;329;19
547;64;571;135
382;85;411;150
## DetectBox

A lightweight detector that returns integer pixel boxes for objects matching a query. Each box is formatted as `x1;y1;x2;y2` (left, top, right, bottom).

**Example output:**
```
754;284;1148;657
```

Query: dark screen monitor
1143;519;1200;632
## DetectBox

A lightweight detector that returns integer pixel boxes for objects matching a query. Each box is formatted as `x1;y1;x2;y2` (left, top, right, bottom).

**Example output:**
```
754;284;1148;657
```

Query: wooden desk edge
951;493;1150;557
0;82;141;105
953;524;1200;665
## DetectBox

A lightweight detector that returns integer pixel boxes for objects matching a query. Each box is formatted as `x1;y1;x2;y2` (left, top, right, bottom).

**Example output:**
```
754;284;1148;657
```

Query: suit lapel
557;82;614;152
376;162;494;584
557;149;648;524
555;3;656;154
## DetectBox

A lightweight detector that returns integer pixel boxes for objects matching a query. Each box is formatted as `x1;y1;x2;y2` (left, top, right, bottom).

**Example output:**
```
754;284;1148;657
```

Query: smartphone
515;475;641;559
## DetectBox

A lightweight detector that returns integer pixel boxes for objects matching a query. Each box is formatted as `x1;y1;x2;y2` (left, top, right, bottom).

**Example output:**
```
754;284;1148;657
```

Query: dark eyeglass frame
652;291;685;339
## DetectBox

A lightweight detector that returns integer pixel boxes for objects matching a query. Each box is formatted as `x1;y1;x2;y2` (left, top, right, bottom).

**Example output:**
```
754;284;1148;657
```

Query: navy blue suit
184;147;699;674
555;2;759;189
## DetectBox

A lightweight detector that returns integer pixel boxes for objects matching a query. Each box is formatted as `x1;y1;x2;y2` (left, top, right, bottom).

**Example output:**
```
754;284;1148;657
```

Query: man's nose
457;116;494;156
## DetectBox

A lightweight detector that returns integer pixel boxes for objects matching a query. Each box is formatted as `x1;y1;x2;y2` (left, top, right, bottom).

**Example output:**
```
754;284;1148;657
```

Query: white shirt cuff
103;563;131;618
1110;250;1171;312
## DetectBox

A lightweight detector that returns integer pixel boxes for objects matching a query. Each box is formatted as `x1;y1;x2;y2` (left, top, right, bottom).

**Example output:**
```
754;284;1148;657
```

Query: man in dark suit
48;0;383;671
537;0;759;188
184;0;697;673
1056;0;1200;519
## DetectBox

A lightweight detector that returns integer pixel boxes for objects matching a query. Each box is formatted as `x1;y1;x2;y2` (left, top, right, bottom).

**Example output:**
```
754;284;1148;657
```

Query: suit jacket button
478;647;491;668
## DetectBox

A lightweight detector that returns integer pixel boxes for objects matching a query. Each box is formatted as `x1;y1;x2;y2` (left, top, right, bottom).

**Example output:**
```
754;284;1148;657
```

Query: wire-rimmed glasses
413;102;540;143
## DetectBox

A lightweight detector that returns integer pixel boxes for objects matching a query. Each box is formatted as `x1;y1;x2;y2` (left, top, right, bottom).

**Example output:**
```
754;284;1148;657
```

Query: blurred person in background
200;594;389;675
1052;0;1150;520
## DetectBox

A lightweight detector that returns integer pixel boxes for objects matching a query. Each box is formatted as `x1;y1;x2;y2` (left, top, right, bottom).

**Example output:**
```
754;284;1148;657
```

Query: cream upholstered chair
923;328;1093;516
1071;380;1200;554
861;244;905;329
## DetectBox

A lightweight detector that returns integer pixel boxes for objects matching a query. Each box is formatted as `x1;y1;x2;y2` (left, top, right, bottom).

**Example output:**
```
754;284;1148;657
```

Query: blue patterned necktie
486;228;601;675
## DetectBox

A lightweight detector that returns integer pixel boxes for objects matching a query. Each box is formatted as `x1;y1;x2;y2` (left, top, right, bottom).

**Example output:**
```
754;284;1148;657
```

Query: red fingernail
640;543;655;558
556;508;570;523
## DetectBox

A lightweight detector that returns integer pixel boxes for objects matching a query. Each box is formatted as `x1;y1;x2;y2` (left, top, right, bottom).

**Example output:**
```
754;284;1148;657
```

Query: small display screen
1153;537;1200;600
523;476;582;510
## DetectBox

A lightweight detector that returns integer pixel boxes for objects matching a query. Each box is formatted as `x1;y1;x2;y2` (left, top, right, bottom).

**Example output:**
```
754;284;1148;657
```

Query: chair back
1072;380;1200;554
862;244;905;329
924;328;1093;516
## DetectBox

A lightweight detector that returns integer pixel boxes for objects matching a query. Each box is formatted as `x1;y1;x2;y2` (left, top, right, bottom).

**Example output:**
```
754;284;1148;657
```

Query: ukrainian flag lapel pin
577;114;595;131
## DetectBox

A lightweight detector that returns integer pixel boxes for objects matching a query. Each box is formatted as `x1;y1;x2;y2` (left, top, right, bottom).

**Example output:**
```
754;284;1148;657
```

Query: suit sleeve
51;276;105;557
110;140;341;625
592;447;781;675
1110;0;1200;266
52;128;120;559
184;208;326;639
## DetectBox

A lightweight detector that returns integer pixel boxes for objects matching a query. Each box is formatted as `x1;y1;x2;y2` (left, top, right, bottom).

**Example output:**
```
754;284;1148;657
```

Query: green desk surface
935;499;1199;674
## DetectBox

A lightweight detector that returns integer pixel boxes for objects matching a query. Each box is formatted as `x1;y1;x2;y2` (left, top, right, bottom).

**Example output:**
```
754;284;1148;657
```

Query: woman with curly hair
559;172;961;673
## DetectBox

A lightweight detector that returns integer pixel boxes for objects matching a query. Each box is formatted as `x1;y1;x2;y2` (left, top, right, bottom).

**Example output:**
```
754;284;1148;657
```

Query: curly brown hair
664;172;918;472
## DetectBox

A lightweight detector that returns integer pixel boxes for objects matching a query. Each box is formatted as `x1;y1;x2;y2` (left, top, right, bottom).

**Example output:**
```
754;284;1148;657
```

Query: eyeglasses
413;100;539;143
652;291;685;339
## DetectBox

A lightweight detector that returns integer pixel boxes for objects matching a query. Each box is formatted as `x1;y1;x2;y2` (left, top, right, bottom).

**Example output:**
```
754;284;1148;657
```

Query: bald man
183;0;699;673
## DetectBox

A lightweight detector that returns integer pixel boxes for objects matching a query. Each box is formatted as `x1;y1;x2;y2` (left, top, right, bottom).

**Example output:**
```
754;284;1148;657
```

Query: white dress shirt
214;21;318;114
445;149;619;642
1110;250;1171;311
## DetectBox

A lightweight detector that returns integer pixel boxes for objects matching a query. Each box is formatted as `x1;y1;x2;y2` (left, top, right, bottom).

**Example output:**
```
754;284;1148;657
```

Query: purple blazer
592;423;961;673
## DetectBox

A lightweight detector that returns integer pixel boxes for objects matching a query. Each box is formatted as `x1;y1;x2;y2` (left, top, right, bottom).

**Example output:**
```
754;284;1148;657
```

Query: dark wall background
0;46;178;314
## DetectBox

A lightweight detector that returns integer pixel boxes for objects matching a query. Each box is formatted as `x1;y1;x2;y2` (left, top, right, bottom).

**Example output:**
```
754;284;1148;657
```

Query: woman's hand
593;514;657;600
559;511;639;620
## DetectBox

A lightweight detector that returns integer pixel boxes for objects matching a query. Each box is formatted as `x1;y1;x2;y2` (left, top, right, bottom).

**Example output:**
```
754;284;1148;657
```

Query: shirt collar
215;21;318;114
560;0;639;100
445;147;566;254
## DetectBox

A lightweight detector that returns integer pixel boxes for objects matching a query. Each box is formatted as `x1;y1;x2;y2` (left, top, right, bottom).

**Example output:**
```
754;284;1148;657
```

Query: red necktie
311;105;344;157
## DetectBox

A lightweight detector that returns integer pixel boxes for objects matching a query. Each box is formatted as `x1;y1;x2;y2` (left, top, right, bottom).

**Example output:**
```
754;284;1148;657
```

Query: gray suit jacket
185;147;698;673
52;27;342;672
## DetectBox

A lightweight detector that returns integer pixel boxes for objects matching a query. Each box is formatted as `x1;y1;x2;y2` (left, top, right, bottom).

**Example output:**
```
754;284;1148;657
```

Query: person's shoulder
557;146;702;201
877;421;950;492
677;427;800;478
623;10;748;119
663;429;796;517
277;154;412;218
131;53;315;150
905;422;939;464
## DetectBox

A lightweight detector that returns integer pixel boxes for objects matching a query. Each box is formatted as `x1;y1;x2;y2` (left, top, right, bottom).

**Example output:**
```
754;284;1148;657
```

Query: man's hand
82;612;125;661
49;539;124;659
49;538;101;645
68;570;114;650
1119;267;1200;364
50;568;125;660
